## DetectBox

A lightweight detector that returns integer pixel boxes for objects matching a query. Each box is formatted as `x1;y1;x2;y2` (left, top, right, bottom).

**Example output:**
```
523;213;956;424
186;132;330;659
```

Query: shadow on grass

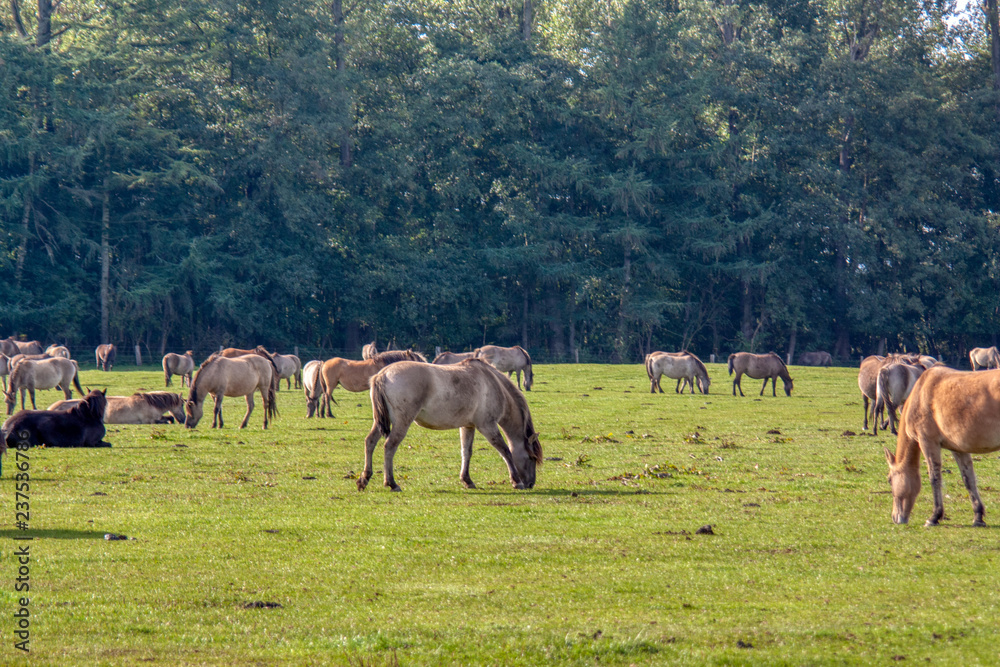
0;529;108;540
436;488;665;497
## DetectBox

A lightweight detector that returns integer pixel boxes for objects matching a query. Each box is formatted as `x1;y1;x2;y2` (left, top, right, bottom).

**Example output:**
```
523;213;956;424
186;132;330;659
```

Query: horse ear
884;447;896;466
101;388;107;396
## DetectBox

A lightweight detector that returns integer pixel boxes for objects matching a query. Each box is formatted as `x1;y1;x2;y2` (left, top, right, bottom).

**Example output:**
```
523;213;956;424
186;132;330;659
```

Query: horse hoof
462;480;476;489
356;479;367;491
390;485;402;492
513;482;526;490
924;519;939;527
974;520;987;527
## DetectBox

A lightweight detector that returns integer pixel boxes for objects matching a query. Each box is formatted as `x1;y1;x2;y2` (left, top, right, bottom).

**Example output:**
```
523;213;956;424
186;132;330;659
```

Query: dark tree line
1;0;999;363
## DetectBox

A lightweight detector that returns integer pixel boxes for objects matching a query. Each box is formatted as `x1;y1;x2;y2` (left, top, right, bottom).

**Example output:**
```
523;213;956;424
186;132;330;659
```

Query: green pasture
2;363;999;665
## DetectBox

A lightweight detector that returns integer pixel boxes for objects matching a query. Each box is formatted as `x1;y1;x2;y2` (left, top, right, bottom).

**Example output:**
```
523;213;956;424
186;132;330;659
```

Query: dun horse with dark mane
163;351;196;387
477;345;533;391
185;351;279;429
50;392;186;424
5;357;85;413
728;352;793;397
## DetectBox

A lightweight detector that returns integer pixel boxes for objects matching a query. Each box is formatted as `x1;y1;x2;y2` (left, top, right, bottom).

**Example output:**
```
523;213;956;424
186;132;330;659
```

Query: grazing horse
44;345;71;359
969;347;1000;371
2;389;110;451
874;362;925;435
302;360;324;418
362;341;378;360
0;338;43;357
728;352;793;397
319;350;427;418
798;351;833;367
185;352;279;429
432;350;479;365
96;344;116;371
163;351;196;387
646;351;710;394
358;359;543;492
884;366;1000;526
477;345;533;391
858;355;888;432
272;353;303;390
50;392;186;424
4;358;84;414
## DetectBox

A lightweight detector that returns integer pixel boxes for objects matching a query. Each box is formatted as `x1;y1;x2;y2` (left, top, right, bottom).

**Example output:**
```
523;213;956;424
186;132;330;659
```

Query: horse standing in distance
318;350;427;418
432;350;479;365
362;341;378;360
2;389;110;451
728;352;793;397
185;352;279;429
4;358;85;414
798;351;833;366
885;366;1000;526
358;359;543;492
969;347;1000;371
301;360;325;418
477;345;533;391
873;362;925;435
96;344;116;371
272;353;303;390
0;337;43;357
645;351;710;394
50;392;186;425
163;351;196;387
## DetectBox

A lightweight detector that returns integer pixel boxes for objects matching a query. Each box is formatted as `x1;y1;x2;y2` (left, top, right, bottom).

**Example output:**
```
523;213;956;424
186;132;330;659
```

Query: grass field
2;362;999;665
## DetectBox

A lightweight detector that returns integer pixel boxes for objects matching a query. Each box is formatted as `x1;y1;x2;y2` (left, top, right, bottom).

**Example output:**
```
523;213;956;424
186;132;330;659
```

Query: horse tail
516;346;533;390
72;365;85;397
370;372;392;437
728;354;735;376
645;354;654;381
266;362;280;422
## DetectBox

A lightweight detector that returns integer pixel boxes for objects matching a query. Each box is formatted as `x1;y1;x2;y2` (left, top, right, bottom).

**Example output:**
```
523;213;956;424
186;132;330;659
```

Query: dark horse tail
255;350;280;423
72;363;85;397
370;373;392;437
727;354;735;376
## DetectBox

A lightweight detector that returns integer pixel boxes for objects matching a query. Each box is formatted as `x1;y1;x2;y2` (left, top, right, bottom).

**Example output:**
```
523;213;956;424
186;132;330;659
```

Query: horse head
3;388;15;415
184;398;203;428
884;447;920;524
782;377;793;396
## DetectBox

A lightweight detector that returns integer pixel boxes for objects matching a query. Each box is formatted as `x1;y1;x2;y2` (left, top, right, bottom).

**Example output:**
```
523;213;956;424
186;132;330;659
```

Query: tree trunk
787;324;797;365
740;281;753;342
333;0;352;167
36;0;53;47
100;179;111;344
521;0;534;41
987;0;1000;116
615;244;632;361
10;0;28;36
14;195;31;287
521;287;529;349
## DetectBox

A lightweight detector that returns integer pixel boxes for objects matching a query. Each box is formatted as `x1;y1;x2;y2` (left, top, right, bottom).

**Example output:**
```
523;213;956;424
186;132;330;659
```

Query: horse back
903;367;1000;453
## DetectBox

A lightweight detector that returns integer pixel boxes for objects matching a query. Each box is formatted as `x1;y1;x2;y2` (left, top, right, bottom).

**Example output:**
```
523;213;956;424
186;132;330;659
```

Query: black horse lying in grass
1;389;111;452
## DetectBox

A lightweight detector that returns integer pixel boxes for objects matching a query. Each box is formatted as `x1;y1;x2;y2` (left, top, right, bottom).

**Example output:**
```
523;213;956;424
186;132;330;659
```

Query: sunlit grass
1;362;999;664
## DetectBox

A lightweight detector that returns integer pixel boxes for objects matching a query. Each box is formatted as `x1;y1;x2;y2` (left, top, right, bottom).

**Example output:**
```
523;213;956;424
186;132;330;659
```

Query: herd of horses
5;335;1000;527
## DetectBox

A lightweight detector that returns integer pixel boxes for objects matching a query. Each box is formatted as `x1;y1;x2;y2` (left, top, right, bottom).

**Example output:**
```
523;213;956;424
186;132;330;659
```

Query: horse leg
479;423;524;489
459;426;477;489
381;423;413;492
733;374;744;397
28;388;36;410
759;378;769;396
357;422;382;491
863;396;870;431
212;394;224;428
923;444;945;526
952;451;986;526
240;393;255;429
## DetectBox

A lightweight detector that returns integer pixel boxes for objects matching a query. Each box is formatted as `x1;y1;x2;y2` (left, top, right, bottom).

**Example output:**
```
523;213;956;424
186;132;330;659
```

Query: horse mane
137;392;182;411
405;350;428;363
690;354;709;377
476;360;543;465
189;354;220;402
372;350;422;365
72;390;107;422
514;345;532;367
431;352;450;364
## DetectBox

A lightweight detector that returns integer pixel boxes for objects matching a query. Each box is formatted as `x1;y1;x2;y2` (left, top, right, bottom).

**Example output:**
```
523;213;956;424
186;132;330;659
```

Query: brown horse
163;351;196;387
96;343;116;371
728;352;793;397
358;359;543;492
0;337;43;357
477;345;533;391
185;352;279;429
4;358;85;413
318;350;427;417
874;362;925;435
884;366;1000;526
361;341;378;360
432;350;479;365
301;360;324;418
969;347;1000;371
50;392;186;424
798;351;833;366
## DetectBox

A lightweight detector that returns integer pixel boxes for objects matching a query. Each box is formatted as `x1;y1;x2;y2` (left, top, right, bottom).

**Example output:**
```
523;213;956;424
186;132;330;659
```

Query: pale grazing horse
96;343;116;371
362;341;378;360
358;359;543;492
969;347;1000;371
432;350;479;365
798;351;833;366
728;352;793;397
885;366;1000;526
874;362;925;435
477;345;533;391
50;392;186;424
4;357;85;414
272;353;303;390
318;350;427;418
301;360;324;418
645;351;710;394
185;352;279;429
163;351;196;387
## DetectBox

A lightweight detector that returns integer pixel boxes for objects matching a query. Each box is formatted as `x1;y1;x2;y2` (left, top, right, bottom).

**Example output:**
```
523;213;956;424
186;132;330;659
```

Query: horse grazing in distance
50;392;186;424
432;350;479;365
798;351;833;367
319;350;427;417
96;344;116;371
44;345;71;359
969;347;1000;371
5;358;85;414
728;352;793;397
359;359;543;492
2;389;110;451
874;362;925;435
302;360;324;418
362;341;378;360
272;353;302;390
477;345;533;391
163;351;196;387
646;351;710;394
185;352;279;429
885;366;1000;526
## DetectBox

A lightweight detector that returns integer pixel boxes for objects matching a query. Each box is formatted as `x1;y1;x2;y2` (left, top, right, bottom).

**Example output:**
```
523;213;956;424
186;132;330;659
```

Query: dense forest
1;0;999;363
